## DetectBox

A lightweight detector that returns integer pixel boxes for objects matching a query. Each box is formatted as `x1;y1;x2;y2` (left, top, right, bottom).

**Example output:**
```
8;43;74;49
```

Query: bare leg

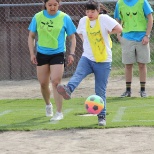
37;64;51;105
50;64;64;113
138;62;147;82
125;64;133;82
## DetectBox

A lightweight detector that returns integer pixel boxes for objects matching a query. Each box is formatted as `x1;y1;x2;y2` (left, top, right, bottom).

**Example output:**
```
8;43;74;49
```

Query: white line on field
119;120;154;122
112;106;154;122
126;105;154;108
112;107;126;122
0;110;12;116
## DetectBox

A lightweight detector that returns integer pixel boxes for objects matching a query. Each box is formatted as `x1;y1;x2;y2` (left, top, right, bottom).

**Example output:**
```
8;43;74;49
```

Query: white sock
57;111;62;114
46;103;52;107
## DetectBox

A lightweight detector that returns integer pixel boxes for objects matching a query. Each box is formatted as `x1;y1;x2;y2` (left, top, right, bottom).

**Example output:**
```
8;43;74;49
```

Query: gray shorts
120;37;151;64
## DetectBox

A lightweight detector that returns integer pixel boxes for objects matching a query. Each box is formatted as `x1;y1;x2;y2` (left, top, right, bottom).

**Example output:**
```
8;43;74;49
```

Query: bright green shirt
35;11;66;49
118;0;147;32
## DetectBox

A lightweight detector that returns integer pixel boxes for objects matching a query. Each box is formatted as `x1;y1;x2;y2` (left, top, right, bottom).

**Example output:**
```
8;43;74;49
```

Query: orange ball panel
85;101;104;114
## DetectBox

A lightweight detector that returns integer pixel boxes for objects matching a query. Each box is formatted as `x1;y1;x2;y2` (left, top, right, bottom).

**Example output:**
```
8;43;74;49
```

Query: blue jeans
67;56;111;116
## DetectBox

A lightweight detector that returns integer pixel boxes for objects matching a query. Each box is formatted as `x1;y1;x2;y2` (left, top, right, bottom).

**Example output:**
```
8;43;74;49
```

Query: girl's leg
37;65;53;117
37;64;50;105
50;64;64;113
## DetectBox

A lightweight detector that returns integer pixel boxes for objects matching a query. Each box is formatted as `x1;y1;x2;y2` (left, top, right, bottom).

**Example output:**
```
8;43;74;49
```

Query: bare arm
67;33;76;66
145;13;153;36
142;13;153;45
78;34;83;42
114;19;123;41
68;33;76;55
109;23;122;35
28;31;37;65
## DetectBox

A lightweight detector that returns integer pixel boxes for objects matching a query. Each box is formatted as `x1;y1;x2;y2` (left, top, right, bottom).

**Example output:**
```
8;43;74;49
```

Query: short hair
43;0;61;10
85;0;109;14
85;0;100;11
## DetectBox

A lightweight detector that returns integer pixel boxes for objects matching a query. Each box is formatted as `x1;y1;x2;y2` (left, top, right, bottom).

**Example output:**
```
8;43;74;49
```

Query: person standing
28;0;76;121
114;0;153;97
57;0;122;126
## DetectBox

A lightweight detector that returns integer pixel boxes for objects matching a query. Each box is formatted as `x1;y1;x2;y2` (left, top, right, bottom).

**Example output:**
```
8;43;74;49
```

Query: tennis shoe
46;103;53;117
57;84;71;100
121;91;131;97
98;115;106;126
140;91;147;98
50;112;63;121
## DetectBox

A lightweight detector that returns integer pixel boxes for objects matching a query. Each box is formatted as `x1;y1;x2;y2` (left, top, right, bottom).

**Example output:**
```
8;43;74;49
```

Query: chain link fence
0;0;154;80
0;0;154;98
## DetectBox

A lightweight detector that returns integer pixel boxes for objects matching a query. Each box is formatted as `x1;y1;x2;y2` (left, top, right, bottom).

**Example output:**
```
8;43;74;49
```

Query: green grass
0;97;154;131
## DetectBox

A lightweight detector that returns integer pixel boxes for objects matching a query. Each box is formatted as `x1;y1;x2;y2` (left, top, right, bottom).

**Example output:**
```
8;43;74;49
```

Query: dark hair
85;0;109;14
85;0;100;11
99;3;109;14
43;0;61;10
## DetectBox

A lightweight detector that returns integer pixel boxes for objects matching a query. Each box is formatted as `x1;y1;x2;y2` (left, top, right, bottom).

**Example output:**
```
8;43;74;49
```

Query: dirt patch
0;75;154;154
0;75;153;99
0;127;154;153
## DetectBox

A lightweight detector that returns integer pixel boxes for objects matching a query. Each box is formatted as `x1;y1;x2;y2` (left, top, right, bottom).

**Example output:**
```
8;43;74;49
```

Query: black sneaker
57;84;71;100
98;115;106;126
140;91;147;98
121;91;131;97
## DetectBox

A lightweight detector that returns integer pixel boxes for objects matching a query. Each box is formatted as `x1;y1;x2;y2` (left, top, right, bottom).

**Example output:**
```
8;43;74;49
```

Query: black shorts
36;52;65;66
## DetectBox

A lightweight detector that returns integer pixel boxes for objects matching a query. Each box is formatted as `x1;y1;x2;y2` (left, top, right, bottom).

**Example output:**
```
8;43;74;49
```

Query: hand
142;36;149;45
30;55;38;65
117;35;121;42
67;54;74;66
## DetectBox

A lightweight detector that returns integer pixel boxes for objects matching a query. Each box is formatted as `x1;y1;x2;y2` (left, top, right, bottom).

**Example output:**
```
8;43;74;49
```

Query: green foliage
0;97;154;131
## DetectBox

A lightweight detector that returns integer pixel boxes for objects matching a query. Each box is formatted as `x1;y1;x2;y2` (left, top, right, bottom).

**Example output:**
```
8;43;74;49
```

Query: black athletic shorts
36;52;65;66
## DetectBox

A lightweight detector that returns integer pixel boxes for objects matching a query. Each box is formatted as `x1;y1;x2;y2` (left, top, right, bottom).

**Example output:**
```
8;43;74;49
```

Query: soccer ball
85;95;104;114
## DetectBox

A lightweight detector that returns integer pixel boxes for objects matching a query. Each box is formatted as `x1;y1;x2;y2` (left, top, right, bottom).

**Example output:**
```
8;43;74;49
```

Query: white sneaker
50;112;63;121
46;103;53;117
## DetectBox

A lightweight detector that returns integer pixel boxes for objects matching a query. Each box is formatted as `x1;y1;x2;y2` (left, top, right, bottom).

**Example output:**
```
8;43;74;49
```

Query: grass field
0;97;154;131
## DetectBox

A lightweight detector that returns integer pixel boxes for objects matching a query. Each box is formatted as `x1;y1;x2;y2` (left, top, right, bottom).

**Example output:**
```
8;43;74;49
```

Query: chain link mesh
0;0;154;81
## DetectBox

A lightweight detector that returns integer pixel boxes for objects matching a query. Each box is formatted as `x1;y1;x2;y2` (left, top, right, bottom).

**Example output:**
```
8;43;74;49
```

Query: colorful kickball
85;95;104;114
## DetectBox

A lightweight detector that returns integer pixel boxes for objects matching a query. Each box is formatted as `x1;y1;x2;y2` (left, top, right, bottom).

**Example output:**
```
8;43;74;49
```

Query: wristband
145;35;150;38
69;53;75;58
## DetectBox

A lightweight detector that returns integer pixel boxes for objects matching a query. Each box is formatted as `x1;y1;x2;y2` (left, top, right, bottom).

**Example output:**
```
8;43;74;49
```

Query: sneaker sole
120;95;131;98
46;113;53;117
57;85;71;100
140;95;147;98
50;116;63;121
98;122;106;126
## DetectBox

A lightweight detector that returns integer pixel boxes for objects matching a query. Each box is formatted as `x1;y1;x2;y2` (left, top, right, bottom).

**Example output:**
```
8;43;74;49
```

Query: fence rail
0;0;118;7
0;0;154;80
